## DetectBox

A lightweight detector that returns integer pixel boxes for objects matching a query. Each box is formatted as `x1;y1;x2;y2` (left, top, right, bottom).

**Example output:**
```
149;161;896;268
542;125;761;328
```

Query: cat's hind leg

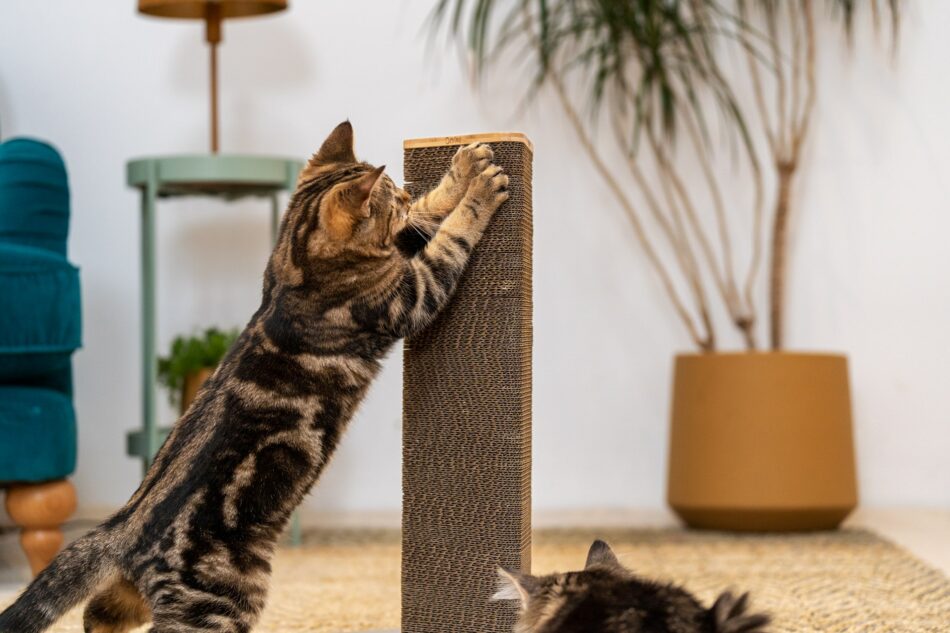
147;610;256;633
145;583;266;633
83;577;151;633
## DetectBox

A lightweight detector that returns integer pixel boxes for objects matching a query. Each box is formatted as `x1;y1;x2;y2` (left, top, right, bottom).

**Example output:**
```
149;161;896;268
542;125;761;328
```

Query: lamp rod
206;3;222;154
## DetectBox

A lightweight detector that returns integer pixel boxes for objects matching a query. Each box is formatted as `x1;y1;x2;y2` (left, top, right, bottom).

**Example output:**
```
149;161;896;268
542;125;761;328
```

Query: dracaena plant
431;0;899;351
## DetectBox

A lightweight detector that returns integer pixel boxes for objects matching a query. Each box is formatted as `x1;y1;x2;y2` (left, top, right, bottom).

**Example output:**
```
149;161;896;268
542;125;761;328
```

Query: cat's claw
468;163;509;214
452;143;495;187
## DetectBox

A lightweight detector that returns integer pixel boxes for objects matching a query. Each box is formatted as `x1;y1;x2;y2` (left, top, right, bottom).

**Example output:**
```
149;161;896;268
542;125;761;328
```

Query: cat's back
542;576;711;633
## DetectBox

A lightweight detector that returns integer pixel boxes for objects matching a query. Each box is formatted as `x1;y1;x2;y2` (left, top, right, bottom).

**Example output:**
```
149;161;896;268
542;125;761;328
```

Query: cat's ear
321;166;386;239
298;121;358;185
585;539;622;570
313;120;357;166
492;567;539;610
340;165;386;218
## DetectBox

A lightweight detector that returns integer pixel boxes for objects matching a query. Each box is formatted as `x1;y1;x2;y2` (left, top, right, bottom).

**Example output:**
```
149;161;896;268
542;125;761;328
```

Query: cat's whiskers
405;212;441;239
409;216;441;233
409;205;445;222
407;223;431;242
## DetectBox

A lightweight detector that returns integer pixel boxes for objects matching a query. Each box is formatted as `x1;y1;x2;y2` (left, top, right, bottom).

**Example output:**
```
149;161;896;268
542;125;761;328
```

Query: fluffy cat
0;121;509;633
493;540;771;633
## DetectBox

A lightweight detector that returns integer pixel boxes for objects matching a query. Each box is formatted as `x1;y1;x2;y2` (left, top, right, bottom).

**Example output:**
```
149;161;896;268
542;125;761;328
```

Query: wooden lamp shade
138;0;287;20
137;0;289;153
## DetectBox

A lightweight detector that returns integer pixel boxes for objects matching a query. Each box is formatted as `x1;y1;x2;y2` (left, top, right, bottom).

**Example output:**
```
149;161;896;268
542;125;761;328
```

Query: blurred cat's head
271;121;412;287
493;540;770;633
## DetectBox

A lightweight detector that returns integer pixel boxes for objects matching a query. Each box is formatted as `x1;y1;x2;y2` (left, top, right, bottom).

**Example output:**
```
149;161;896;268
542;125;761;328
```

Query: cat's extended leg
408;142;494;225
148;610;257;633
83;577;151;633
391;162;509;336
144;571;267;633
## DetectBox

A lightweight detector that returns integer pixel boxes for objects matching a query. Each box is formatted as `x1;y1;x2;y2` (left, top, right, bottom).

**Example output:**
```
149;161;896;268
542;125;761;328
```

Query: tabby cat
493;540;771;633
0;121;509;633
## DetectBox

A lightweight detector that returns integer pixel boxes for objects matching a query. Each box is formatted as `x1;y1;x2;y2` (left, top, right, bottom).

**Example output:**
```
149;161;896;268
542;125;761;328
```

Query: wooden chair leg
5;479;77;576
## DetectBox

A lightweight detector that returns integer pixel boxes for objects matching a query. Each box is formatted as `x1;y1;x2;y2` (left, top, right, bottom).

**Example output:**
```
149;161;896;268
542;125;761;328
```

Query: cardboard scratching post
402;134;533;633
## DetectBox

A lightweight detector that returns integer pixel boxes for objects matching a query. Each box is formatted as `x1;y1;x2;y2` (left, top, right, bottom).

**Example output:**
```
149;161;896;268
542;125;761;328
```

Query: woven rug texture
3;527;948;632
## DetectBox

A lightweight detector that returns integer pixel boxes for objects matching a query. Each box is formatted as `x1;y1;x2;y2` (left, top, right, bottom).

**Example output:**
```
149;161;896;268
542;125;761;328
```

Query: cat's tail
709;591;771;633
0;526;117;633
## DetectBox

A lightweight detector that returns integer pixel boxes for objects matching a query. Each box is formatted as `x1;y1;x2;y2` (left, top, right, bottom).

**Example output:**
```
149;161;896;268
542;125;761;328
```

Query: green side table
126;154;304;544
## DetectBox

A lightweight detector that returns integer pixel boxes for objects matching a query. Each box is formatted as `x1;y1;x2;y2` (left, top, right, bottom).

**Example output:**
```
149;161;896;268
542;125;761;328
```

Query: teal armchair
0;138;81;575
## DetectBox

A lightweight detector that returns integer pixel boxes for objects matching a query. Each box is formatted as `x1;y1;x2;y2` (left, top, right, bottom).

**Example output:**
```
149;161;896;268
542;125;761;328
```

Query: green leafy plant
431;0;899;351
157;327;239;406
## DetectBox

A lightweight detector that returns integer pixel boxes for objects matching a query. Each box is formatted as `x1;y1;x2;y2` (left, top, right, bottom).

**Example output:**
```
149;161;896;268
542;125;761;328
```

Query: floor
535;507;950;576
1;507;947;601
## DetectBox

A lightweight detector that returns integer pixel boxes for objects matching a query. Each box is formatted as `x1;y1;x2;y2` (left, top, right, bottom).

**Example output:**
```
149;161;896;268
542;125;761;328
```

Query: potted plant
157;327;239;414
433;0;900;530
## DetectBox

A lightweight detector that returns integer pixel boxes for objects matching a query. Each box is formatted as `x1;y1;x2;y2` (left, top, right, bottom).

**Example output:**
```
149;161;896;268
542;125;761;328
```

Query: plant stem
550;71;714;351
610;115;711;337
769;162;795;350
646;136;717;350
740;1;776;156
742;138;766;349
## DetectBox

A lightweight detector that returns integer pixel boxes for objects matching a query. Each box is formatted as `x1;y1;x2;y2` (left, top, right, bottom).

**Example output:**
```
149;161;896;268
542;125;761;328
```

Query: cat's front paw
451;142;494;189
466;163;509;219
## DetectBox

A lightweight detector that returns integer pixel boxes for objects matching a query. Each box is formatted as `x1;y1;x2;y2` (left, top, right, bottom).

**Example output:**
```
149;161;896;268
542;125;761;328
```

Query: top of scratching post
404;132;533;152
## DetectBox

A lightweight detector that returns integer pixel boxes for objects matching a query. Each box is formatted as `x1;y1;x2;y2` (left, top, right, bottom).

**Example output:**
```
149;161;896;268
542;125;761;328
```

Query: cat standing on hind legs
0;121;508;633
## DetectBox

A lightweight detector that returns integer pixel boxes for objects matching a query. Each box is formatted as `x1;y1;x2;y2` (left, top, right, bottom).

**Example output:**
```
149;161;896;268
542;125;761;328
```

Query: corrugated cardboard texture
402;135;533;633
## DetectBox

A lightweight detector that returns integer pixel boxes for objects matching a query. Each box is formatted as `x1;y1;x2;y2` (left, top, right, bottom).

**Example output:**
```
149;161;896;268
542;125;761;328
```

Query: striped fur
0;121;508;633
493;540;771;633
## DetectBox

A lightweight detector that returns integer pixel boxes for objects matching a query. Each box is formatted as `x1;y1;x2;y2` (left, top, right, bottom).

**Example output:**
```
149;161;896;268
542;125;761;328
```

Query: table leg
289;512;302;547
141;165;159;475
270;193;281;246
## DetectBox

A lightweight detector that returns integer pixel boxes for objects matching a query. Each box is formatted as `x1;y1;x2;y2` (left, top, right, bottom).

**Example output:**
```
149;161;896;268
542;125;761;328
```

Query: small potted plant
157;327;239;414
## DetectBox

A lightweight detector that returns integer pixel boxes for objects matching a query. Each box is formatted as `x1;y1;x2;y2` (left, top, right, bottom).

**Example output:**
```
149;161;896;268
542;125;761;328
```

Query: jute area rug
9;528;949;632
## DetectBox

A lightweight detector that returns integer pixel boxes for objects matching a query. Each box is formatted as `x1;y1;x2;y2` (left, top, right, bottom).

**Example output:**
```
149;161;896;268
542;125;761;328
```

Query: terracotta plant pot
667;352;857;531
180;367;215;414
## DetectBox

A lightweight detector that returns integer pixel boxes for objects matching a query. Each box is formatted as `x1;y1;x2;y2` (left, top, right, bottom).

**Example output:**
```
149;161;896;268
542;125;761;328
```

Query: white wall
0;0;946;515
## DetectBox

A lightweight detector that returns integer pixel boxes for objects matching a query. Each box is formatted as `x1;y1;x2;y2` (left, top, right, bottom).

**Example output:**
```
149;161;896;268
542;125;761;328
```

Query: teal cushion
0;138;70;256
0;242;81;381
0;386;76;482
